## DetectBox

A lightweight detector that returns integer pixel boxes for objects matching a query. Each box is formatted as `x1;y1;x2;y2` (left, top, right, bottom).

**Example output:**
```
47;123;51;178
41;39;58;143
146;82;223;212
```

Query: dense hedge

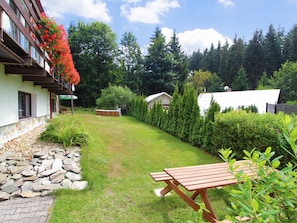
212;111;292;161
129;86;294;164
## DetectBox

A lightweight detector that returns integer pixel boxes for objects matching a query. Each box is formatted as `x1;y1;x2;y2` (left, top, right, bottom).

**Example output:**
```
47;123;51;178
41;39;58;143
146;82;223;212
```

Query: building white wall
0;64;51;144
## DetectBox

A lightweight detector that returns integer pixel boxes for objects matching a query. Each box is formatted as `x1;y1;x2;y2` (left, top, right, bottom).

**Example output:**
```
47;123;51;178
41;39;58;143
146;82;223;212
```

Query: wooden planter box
96;109;121;117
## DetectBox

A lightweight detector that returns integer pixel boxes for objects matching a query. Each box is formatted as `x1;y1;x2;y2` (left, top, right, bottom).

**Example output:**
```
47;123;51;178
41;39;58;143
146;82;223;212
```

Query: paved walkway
0;196;54;223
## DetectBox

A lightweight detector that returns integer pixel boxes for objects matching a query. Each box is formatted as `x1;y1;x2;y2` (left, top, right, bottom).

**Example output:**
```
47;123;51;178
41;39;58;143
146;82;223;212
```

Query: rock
14;178;24;187
0;163;6;172
61;179;72;189
33;151;48;158
0;143;87;200
40;178;51;185
20;191;41;198
11;174;22;180
23;176;39;181
10;166;26;174
16;160;30;166
39;169;58;177
21;169;35;177
66;172;82;181
63;158;74;165
50;170;66;182
64;164;81;174
33;183;61;192
6;160;18;166
1;179;19;193
41;190;53;196
0;152;15;162
22;181;33;191
37;165;46;173
72;181;88;190
52;158;63;171
0;174;8;184
54;153;65;161
0;191;10;200
42;160;54;170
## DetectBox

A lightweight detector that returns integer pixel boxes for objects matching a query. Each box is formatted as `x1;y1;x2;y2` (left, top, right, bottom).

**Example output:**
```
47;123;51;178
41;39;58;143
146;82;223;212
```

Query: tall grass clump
40;115;91;147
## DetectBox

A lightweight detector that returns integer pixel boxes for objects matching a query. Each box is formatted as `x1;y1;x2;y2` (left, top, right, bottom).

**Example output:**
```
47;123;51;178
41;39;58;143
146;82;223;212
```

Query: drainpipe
49;91;52;119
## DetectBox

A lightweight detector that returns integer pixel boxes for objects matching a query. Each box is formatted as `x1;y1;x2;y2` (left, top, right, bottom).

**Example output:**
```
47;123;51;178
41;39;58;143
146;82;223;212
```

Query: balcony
0;0;72;95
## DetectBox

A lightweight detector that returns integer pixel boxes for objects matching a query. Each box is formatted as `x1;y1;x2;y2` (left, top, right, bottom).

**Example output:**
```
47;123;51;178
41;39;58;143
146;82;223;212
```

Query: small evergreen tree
202;98;220;153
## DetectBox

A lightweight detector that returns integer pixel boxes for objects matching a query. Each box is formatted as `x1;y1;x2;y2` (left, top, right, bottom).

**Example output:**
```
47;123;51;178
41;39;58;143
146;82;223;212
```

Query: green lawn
49;113;231;223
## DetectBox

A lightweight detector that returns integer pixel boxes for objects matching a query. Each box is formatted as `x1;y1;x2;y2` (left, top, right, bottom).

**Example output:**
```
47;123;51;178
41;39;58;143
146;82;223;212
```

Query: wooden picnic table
150;160;256;223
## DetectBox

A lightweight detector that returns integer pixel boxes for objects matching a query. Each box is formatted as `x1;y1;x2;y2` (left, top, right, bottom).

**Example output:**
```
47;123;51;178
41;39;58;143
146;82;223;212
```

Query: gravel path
0;125;61;159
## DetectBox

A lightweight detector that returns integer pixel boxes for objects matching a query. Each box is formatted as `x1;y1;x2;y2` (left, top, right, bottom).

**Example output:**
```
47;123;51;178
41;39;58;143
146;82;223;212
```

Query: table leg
160;180;180;196
199;189;218;221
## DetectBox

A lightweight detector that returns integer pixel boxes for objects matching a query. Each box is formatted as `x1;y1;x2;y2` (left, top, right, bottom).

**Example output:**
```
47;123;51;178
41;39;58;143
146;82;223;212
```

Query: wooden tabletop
164;160;257;191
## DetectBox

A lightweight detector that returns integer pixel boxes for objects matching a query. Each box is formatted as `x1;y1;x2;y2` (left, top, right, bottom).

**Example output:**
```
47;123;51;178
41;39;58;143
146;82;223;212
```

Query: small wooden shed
145;92;172;109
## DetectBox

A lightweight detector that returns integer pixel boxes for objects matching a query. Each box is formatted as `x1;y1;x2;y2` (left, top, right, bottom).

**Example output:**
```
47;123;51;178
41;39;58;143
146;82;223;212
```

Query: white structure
0;0;73;146
0;66;59;144
198;89;280;116
145;92;172;109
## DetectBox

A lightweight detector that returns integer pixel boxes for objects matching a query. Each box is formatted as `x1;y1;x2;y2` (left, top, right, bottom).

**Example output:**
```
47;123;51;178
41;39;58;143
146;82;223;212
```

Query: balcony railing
0;0;72;94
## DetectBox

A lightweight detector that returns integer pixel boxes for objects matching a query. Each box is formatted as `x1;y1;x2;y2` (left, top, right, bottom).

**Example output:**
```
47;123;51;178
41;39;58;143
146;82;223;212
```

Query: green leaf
272;159;280;168
251;199;259;211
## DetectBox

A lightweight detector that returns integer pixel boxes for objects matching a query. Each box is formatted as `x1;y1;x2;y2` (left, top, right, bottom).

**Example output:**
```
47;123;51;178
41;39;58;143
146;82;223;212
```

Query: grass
49;113;231;223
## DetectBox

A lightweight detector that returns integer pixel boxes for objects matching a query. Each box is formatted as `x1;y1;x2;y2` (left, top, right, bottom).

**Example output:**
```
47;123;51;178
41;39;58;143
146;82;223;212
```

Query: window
18;91;31;118
2;12;30;53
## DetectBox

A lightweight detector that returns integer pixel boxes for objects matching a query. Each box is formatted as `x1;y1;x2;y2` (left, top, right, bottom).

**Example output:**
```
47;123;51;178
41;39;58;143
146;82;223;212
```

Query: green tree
119;32;143;94
168;31;189;93
257;72;272;90
202;98;220;153
190;69;212;92
269;61;297;102
207;73;224;92
95;85;135;110
68;21;119;107
244;30;265;88
218;41;230;85
167;85;180;136
263;25;284;77
177;85;196;141
142;28;176;95
189;50;203;71
232;66;251;91
227;37;245;87
283;25;297;62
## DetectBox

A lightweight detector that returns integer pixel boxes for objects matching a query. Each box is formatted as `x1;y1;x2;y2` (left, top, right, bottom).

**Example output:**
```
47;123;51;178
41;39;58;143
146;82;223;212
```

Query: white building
145;92;172;109
0;0;72;145
198;89;280;116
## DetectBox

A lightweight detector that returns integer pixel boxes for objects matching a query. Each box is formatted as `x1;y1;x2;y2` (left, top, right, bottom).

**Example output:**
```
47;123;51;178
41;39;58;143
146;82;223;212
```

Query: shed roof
198;89;280;115
145;92;172;103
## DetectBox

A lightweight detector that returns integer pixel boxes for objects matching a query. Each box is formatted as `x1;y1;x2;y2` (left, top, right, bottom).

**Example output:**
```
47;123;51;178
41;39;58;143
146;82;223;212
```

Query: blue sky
41;0;297;54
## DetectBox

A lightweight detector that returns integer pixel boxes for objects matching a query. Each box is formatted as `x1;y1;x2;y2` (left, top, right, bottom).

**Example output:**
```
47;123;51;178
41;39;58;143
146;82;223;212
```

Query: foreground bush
219;147;297;222
40;115;91;147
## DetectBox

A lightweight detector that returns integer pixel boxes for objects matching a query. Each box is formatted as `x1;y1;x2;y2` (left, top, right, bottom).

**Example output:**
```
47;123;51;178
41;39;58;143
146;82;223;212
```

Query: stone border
0;146;88;200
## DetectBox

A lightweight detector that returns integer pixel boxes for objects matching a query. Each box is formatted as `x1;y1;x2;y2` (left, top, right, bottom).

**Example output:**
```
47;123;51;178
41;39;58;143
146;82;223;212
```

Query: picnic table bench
150;160;256;223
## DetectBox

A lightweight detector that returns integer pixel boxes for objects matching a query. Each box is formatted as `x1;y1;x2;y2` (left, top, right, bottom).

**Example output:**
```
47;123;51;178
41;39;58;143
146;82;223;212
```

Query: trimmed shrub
212;111;291;162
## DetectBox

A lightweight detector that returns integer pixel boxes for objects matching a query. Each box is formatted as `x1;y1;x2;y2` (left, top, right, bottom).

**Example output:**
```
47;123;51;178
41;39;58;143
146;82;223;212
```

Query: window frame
18;91;32;119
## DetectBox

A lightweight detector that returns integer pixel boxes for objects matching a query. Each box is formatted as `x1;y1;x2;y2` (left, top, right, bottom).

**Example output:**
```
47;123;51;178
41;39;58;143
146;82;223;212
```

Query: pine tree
232;66;251;91
142;28;175;95
119;32;143;94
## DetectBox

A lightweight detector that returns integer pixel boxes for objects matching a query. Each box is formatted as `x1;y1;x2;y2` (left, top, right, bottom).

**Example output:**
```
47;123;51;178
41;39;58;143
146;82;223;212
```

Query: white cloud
42;0;112;23
121;0;180;24
218;0;235;7
122;0;142;3
161;27;233;55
